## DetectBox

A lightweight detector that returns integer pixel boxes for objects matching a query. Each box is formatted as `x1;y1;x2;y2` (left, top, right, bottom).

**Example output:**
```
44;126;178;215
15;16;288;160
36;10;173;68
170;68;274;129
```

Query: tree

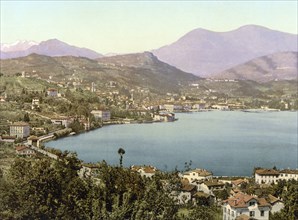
23;113;30;122
118;147;125;167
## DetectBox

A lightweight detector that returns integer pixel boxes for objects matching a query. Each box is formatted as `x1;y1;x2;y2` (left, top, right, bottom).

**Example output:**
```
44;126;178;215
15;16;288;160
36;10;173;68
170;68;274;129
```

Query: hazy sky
1;1;297;54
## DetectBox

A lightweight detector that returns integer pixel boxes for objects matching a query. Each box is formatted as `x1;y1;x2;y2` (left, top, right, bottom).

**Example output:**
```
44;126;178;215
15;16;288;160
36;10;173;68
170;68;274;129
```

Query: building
15;145;35;157
183;168;213;183
266;194;284;214
27;135;39;146
31;98;40;109
255;168;298;184
131;165;157;178
171;179;197;204
255;169;280;184
10;122;30;138
222;192;271;220
232;179;249;188
51;117;73;128
91;110;111;122
278;169;298;181
163;104;183;112
47;88;58;97
196;180;225;195
153;113;175;122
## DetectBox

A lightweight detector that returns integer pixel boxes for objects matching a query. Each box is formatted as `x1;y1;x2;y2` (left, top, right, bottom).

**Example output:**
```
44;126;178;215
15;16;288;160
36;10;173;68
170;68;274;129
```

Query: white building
196;180;225;195
266;194;284;214
10;122;30;138
255;168;298;184
183;168;213;183
222;192;271;220
51;117;73;128
255;169;280;184
32;98;40;110
131;165;157;178
15;145;35;157
91;110;111;122
279;169;298;181
153;113;175;122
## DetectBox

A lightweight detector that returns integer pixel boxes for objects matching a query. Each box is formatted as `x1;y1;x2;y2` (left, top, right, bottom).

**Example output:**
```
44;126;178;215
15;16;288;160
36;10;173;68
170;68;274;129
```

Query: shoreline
43;110;297;177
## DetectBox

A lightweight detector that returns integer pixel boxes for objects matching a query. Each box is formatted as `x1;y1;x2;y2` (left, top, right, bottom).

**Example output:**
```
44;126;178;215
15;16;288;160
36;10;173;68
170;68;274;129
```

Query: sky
0;1;297;54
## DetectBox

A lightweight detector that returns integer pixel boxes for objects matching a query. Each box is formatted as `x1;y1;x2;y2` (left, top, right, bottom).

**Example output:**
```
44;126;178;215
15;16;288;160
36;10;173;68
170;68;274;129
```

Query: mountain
0;40;38;52
152;25;298;76
213;52;298;82
0;39;103;59
0;53;198;94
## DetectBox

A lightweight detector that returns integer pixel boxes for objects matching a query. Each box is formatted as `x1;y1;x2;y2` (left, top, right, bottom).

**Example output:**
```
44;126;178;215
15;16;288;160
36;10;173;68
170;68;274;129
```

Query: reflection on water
46;111;298;176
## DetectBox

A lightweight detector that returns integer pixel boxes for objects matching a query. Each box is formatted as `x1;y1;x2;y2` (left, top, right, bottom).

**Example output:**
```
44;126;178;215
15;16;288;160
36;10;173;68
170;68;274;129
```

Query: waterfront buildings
91;110;111;122
153;113;175;122
51;117;73;128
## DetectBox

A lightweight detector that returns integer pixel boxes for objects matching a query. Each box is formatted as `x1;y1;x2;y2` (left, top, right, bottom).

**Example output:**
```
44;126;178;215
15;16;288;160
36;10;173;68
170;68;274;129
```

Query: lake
46;111;298;176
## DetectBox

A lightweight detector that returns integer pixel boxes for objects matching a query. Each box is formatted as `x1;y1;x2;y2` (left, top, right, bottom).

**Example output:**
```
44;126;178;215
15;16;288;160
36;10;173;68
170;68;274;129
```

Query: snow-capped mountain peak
0;40;38;52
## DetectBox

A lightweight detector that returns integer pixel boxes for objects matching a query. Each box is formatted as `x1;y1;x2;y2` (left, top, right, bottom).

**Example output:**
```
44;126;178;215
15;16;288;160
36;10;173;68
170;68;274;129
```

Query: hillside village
0;70;297;219
0;51;297;219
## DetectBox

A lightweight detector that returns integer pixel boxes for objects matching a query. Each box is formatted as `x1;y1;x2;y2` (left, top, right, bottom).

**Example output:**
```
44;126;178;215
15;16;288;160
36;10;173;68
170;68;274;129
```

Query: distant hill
213;52;298;82
0;53;198;94
152;25;298;76
0;39;103;59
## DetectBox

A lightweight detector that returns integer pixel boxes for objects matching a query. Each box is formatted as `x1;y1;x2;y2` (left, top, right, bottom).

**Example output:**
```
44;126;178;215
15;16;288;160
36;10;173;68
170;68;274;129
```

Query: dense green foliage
0;154;177;219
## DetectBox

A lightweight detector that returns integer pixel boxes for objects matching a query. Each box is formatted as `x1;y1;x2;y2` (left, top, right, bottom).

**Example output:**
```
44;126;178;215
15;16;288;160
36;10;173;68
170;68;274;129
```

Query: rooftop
223;192;270;208
280;169;298;174
131;165;157;174
11;122;29;126
185;168;213;177
255;169;279;175
15;145;29;151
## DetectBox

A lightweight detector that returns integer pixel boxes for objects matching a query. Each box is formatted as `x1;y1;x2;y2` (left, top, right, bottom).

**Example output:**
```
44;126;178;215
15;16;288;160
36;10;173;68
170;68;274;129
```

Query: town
0;72;297;219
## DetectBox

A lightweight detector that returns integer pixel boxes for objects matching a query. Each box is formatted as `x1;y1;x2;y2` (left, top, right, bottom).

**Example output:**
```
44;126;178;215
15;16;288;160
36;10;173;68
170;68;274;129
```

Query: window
231;211;234;217
250;211;255;217
249;201;255;206
224;207;226;213
261;210;265;216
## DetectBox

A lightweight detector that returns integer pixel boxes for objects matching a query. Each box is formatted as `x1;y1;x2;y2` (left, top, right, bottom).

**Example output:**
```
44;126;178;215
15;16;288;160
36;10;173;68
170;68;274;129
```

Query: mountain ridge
0;39;103;60
213;52;298;82
0;52;198;94
152;25;298;76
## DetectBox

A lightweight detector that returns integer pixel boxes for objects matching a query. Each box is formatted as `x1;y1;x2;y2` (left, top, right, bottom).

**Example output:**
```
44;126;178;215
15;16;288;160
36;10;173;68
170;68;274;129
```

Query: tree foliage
0;154;181;219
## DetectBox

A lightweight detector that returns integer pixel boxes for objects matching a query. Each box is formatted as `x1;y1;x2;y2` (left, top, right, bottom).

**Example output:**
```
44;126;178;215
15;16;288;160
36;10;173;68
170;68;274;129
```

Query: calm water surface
46;111;298;176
